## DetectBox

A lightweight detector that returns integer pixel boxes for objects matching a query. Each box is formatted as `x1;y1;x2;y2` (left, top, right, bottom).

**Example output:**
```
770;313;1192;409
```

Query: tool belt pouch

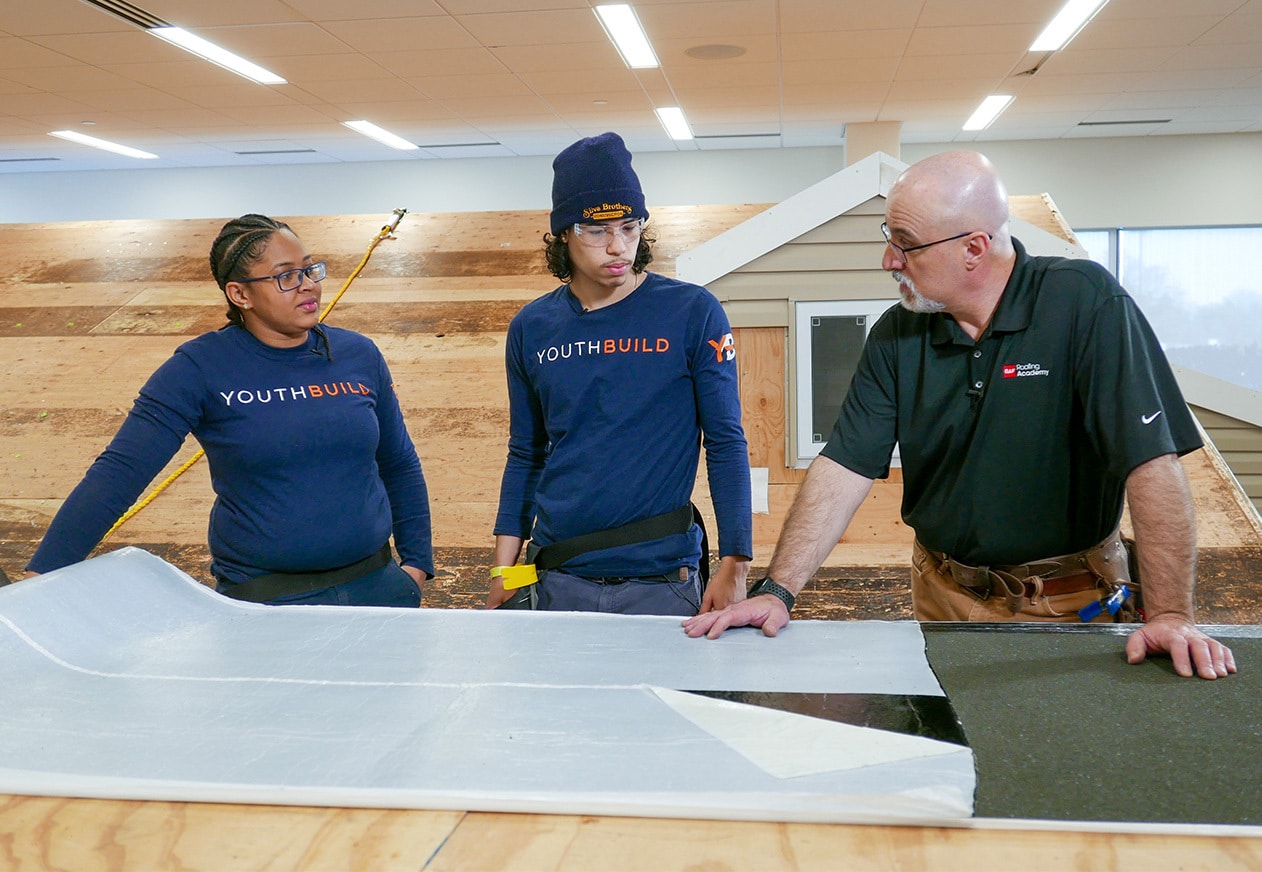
1084;529;1142;622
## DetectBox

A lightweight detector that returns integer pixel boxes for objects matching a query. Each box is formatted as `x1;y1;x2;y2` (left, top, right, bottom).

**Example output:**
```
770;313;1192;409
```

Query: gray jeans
535;567;701;616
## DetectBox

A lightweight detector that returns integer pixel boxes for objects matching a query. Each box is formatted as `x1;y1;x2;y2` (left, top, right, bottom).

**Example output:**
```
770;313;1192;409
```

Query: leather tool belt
921;527;1133;615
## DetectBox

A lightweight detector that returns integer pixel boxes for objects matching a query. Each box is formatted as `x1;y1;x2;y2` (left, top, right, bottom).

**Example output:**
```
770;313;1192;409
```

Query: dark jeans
535;567;701;616
251;562;422;608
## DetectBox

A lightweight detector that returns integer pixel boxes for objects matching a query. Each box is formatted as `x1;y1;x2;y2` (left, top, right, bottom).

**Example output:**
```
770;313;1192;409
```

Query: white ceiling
2;0;1260;173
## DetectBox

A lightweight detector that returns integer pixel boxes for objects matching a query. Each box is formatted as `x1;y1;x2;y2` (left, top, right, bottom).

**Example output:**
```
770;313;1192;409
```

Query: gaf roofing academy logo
1002;362;1050;378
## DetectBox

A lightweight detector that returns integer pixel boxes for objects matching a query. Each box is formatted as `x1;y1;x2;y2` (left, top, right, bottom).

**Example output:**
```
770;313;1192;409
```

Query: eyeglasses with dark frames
880;223;989;260
237;261;327;293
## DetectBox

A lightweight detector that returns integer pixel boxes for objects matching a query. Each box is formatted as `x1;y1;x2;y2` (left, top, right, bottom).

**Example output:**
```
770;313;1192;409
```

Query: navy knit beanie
550;131;648;235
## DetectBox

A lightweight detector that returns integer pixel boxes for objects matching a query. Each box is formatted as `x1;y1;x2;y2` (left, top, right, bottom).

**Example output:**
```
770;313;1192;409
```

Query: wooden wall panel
0;207;766;585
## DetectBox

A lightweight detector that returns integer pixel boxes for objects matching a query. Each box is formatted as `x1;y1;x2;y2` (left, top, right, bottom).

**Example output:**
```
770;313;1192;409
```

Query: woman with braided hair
26;214;433;606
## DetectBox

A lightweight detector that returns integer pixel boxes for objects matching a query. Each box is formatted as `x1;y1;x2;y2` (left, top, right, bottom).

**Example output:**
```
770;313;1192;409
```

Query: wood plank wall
2;207;1258;622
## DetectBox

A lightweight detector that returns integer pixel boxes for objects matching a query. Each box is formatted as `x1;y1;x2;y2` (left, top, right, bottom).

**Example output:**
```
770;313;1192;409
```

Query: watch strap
749;576;795;612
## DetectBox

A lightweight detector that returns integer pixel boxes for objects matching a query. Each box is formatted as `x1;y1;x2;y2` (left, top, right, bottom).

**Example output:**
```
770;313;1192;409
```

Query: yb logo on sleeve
707;332;736;363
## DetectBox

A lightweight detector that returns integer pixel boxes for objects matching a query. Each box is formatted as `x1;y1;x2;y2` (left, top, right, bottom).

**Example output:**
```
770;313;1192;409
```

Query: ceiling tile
535;91;655;113
654;34;779;66
1;65;145;92
368;48;507;78
781;57;901;85
444;93;559;119
490;42;626;74
1043;47;1182;76
780;30;913;61
780;0;926;32
437;0;587;12
202;0;446;23
1194;13;1262;45
1100;0;1252;19
0;0;1257;173
0;36;83;70
666;61;781;90
895;53;1018;82
905;23;1035;56
518;68;643;95
193;22;356;60
143;0;309;27
322;100;455;123
1071;15;1229;50
29;31;170;67
636;1;776;39
0;2;133;37
1160;44;1262;71
454;9;603;46
917;0;1063;27
322;17;481;53
406;73;533;100
288;77;423;103
266;52;392;84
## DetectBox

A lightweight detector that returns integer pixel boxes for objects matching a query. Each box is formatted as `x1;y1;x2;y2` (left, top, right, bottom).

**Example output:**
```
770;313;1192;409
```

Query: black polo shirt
821;237;1202;566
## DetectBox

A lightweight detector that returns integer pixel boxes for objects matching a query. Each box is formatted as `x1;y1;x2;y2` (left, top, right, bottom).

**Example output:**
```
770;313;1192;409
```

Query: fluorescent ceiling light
150;26;286;85
48;130;158;160
655;107;693;141
1029;0;1112;52
343;120;419;151
962;95;1014;131
594;5;659;69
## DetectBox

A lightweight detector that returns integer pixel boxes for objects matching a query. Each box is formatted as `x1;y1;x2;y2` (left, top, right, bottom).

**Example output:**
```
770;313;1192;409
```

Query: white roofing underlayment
0;548;974;824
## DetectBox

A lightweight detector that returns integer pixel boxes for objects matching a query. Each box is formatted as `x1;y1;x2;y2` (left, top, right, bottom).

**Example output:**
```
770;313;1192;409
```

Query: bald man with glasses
686;150;1235;681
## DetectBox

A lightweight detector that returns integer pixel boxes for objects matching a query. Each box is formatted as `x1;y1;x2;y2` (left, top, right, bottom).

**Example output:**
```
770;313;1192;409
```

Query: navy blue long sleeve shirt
494;273;752;576
29;324;433;583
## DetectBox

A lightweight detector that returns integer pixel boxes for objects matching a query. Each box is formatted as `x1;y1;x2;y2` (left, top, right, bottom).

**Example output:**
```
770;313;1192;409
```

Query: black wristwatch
748;576;795;613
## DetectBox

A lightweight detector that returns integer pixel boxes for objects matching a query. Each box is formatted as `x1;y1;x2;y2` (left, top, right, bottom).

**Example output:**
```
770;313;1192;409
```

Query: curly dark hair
209;214;292;327
543;223;656;282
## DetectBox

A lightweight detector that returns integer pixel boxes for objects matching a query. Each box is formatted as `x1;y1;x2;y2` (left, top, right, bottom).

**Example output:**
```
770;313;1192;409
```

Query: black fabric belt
219;543;393;603
530;503;710;585
579;572;680;585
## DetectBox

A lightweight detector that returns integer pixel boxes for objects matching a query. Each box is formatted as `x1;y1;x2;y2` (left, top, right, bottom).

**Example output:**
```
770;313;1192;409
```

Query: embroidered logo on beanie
551;131;649;235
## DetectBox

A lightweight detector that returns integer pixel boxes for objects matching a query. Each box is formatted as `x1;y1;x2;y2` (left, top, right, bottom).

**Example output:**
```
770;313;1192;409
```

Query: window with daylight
793;300;901;468
1073;229;1114;274
1117;226;1262;392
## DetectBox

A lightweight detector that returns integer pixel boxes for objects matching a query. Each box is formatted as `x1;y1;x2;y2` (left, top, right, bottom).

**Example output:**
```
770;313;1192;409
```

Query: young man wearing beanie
487;131;753;615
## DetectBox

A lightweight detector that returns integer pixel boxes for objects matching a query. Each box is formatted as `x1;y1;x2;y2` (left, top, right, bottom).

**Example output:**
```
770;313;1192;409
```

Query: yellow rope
100;209;408;542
